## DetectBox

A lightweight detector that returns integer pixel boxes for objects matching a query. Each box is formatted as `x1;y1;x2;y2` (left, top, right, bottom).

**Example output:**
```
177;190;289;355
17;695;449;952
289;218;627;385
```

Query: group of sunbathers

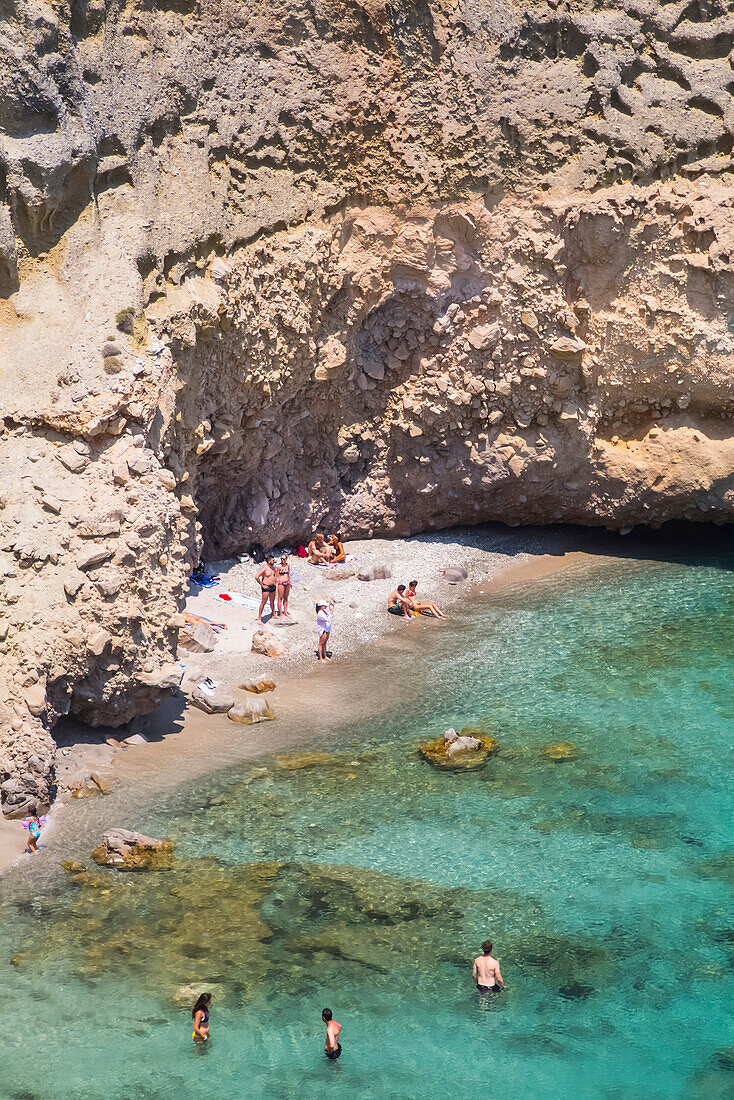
307;533;346;564
387;581;447;620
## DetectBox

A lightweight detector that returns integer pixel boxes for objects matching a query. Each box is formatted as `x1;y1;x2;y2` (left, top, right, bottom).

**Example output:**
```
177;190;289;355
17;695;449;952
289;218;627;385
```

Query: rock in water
446;734;482;756
228;695;275;724
543;741;578;761
419;733;498;771
91;829;174;872
251;629;289;657
191;683;235;713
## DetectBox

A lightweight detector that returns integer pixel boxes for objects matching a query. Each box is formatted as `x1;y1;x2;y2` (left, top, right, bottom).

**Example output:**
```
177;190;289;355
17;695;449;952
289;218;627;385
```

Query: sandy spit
0;524;601;878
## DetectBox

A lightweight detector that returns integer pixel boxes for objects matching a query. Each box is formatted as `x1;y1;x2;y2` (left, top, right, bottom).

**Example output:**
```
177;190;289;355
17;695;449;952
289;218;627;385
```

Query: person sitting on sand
406;580;447;620
255;555;278;622
472;940;504;993
327;534;346;563
308;534;331;564
192;992;212;1041
322;1007;342;1060
387;585;412;619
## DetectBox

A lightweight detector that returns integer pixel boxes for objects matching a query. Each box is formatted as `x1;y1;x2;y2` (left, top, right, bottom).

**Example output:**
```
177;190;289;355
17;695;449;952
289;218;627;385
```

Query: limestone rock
191;683;235;714
91;829;174;872
241;679;276;694
419;732;498;771
228;695;275;724
357;565;392;581
252;630;289;658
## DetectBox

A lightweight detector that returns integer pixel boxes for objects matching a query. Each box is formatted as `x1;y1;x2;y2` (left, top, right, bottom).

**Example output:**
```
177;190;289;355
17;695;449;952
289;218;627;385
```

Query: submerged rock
275;751;344;770
92;829;175;872
542;741;578;761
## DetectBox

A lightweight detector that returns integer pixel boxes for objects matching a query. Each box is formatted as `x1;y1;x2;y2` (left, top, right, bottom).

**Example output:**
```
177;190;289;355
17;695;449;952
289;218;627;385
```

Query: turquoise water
1;550;734;1099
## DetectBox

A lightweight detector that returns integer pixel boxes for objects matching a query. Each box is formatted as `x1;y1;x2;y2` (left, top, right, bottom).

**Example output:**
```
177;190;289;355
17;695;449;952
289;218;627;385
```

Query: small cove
1;544;733;1099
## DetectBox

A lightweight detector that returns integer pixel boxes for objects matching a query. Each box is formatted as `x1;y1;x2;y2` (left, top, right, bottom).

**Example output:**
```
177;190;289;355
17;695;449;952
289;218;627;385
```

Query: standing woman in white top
316;599;334;662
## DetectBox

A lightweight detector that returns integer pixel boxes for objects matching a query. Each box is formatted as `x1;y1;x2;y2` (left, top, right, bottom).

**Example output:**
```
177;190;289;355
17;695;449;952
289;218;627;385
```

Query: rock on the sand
92;829;174;872
442;566;468;584
252;629;289;657
357;564;392;581
241;679;276;694
228;695;275;724
191;684;235;713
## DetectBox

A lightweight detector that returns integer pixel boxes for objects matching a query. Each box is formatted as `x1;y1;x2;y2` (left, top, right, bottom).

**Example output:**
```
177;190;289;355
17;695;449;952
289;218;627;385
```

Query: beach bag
297;545;307;558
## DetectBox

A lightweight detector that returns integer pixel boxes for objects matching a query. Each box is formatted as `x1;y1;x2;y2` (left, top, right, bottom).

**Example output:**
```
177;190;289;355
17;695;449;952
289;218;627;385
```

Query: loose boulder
240;679;276;694
442;566;468;584
228;695;275;724
191;683;235;714
92;829;174;872
357;564;392;581
251;629;289;657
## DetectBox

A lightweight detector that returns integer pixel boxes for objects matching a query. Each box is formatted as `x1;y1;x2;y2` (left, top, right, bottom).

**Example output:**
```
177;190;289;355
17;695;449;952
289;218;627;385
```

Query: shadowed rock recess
1;0;734;812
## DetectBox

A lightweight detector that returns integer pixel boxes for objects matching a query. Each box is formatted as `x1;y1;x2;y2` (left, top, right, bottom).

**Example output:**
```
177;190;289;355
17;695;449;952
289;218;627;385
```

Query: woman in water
192;992;212;1042
276;553;291;617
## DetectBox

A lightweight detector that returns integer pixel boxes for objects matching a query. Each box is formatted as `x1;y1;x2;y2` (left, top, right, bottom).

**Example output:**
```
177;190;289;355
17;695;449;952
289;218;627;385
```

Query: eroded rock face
2;1;734;808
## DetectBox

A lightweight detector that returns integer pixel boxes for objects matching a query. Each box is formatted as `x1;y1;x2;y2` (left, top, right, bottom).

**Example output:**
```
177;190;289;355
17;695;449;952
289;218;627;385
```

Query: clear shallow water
2;552;734;1100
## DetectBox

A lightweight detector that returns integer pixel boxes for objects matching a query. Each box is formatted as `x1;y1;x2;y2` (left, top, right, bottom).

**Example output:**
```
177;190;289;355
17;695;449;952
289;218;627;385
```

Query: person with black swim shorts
322;1007;342;1060
255;555;278;623
473;939;504;993
387;585;412;619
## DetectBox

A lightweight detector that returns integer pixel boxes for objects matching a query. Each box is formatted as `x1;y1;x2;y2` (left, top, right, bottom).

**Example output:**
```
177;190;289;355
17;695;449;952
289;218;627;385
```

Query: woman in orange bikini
276;554;291;618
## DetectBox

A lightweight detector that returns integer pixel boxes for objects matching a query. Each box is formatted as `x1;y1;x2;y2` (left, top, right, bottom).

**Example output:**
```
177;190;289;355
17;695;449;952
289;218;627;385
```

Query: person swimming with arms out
472;940;504;993
322;1007;342;1060
192;992;212;1042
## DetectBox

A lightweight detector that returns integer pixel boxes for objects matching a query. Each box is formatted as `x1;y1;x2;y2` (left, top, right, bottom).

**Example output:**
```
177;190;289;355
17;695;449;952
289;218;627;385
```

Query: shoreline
0;524;651;879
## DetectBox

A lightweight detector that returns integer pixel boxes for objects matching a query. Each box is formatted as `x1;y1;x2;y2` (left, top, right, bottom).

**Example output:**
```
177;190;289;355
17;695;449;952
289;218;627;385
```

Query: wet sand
0;527;623;879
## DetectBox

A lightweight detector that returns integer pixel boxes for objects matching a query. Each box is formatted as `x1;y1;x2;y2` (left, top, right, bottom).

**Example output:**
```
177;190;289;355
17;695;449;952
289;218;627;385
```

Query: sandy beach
0;525;616;879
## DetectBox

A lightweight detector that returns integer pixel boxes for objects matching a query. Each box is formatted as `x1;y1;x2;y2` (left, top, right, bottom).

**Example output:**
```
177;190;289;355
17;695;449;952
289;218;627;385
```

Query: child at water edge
23;812;43;853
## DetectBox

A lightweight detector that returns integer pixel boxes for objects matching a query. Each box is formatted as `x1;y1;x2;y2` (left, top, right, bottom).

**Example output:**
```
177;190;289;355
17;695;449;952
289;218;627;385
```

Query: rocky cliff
2;0;734;813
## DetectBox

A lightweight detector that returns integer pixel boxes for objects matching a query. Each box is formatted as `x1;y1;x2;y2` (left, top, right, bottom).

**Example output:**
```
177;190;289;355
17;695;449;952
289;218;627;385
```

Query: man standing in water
255;554;278;623
322;1008;342;1059
473;940;504;992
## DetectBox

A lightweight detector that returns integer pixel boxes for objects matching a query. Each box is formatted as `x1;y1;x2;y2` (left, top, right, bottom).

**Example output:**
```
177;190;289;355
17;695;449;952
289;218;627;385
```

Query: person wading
255;555;278;623
192;992;212;1042
472;940;504;993
322;1008;342;1060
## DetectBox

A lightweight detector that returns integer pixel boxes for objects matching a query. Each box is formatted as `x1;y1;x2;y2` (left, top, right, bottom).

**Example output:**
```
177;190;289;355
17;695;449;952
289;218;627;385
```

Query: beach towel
309;555;357;569
191;571;219;588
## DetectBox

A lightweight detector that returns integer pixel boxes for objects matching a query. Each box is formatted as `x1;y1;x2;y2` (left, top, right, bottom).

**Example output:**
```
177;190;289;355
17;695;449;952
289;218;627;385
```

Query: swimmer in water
322;1007;342;1060
472;940;504;993
192;992;212;1042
